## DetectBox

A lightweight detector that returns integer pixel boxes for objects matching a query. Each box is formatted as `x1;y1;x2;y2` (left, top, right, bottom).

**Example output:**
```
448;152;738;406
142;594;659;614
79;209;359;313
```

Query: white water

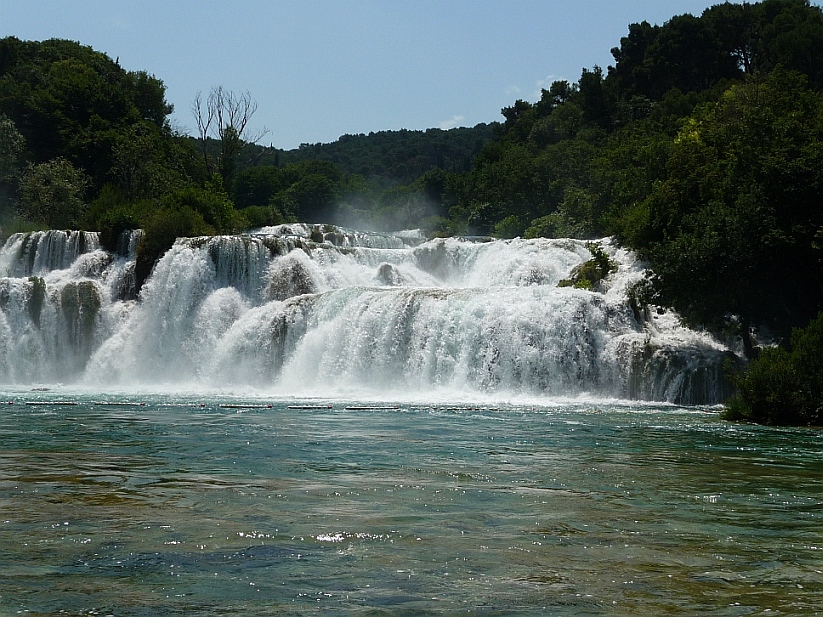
0;226;734;403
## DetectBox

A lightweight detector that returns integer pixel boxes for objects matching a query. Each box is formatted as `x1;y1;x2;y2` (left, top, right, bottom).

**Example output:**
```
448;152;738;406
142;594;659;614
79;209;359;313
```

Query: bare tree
192;87;269;186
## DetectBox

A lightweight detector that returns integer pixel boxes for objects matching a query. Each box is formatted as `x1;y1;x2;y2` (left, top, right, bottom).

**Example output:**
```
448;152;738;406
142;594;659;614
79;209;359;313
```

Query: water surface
1;392;820;615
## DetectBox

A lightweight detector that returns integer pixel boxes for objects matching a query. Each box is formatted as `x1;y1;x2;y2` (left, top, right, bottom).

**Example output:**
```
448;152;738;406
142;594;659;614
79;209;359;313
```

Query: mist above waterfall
0;226;733;403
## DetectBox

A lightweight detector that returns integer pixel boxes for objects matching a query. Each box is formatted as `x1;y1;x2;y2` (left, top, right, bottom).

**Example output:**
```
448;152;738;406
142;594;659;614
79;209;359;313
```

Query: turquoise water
0;392;821;615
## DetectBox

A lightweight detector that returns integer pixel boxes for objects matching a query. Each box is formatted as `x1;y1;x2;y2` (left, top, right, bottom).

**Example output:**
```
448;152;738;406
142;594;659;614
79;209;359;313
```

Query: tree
621;70;823;353
578;66;615;129
271;173;338;222
0;37;174;193
233;165;286;209
135;203;212;289
725;311;823;425
19;157;89;228
192;86;268;188
0;113;24;185
703;1;759;74
109;121;180;201
0;113;24;218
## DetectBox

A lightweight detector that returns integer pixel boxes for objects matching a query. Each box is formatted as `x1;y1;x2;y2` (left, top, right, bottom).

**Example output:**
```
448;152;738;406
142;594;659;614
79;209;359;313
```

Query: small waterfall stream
0;225;734;403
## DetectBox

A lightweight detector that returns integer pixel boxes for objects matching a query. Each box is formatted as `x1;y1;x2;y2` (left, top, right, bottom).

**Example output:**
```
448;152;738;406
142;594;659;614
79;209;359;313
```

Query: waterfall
0;226;735;403
0;230;100;277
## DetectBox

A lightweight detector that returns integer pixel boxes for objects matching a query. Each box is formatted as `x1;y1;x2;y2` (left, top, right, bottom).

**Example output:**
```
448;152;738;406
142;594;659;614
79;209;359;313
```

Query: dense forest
241;124;496;184
2;0;823;425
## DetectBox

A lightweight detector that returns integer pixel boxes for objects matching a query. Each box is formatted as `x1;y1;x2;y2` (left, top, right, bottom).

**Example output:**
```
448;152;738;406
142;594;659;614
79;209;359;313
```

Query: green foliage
0;35;208;273
0;214;40;242
420;215;457;238
725;312;823;425
523;215;554;239
191;87;268;189
241;205;284;228
230;157;459;232
370;174;452;231
493;215;523;239
87;185;147;252
529;102;584;146
135;205;212;288
0;37;174;191
532;187;599;239
558;242;617;289
0;36;492;276
124;174;252;287
444;0;823;248
0;113;24;223
233;166;288;208
0;113;23;185
202;175;241;231
19;157;89;228
235;161;350;224
109;121;187;201
624;70;823;347
271;173;339;223
610;0;823;99
270;125;496;185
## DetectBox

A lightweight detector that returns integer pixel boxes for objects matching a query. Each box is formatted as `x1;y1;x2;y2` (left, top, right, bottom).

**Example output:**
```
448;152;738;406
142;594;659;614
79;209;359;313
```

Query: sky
4;0;738;150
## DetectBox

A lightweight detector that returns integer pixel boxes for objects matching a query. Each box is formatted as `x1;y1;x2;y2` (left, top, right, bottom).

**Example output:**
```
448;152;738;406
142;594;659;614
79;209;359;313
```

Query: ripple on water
0;397;821;615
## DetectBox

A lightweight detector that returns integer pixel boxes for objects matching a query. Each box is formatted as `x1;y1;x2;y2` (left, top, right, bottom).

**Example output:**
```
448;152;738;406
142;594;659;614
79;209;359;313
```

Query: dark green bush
241;204;284;229
135;205;213;289
724;312;823;426
558;242;616;290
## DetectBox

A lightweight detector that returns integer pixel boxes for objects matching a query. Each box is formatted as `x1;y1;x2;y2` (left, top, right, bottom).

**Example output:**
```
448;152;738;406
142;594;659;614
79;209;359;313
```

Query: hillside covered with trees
2;0;823;424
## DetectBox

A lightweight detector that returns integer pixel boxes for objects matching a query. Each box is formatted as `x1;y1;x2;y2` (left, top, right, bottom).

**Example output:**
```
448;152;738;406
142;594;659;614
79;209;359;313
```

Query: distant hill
200;123;498;188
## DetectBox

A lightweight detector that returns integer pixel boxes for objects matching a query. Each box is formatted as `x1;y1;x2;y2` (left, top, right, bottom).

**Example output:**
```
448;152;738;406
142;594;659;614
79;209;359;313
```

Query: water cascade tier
0;225;734;403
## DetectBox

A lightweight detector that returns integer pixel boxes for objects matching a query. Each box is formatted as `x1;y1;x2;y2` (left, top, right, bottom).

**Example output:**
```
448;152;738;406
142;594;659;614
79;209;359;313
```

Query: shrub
557;242;617;290
135;205;213;289
724;312;823;426
240;205;283;229
493;215;523;239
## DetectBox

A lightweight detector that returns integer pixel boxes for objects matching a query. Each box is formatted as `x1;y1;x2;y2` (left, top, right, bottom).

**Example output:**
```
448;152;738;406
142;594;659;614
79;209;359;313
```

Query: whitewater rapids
0;225;733;403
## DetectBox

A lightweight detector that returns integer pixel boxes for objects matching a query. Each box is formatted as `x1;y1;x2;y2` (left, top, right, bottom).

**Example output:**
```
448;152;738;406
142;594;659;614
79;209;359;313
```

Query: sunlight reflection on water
0;392;821;615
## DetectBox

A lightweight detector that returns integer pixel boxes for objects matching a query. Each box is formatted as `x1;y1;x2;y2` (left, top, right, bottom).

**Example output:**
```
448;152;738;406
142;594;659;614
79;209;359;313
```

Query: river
1;393;820;615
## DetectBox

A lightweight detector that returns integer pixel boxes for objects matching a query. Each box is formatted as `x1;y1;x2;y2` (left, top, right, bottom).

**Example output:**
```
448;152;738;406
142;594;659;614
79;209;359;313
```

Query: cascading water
0;229;101;277
0;229;139;382
0;225;735;403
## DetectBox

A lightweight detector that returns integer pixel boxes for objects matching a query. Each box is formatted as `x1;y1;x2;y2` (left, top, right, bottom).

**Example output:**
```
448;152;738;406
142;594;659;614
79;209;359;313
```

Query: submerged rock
376;263;404;286
267;254;318;301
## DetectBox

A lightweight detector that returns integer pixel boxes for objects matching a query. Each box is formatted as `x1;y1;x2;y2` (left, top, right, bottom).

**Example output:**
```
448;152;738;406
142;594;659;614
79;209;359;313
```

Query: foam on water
0;228;734;403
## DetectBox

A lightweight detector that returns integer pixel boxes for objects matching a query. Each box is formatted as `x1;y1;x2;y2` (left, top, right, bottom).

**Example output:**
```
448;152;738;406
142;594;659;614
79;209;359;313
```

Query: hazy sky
4;1;736;150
